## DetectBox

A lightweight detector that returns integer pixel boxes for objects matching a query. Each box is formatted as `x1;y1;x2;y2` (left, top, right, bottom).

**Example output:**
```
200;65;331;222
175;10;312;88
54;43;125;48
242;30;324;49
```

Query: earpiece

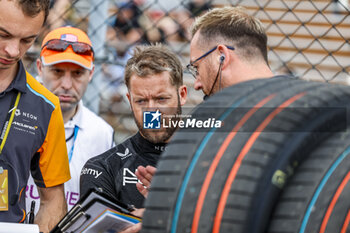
220;54;225;63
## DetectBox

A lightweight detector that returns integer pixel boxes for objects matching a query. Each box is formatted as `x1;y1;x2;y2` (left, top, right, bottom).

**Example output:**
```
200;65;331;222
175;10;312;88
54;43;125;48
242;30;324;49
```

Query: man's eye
21;38;34;44
53;69;63;75
136;100;146;104
194;66;199;75
73;71;83;76
158;97;167;102
0;34;10;39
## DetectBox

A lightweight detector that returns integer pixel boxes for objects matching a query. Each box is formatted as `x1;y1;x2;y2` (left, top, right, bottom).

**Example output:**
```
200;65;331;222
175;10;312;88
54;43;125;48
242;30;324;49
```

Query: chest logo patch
123;168;139;186
117;148;132;160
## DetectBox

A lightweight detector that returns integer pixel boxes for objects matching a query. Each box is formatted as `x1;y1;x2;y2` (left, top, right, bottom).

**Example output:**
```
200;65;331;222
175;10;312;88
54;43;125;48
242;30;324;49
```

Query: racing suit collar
134;132;167;154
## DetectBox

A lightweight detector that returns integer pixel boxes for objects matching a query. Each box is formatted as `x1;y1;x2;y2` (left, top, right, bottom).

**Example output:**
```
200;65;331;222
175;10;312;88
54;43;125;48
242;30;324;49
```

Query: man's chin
60;103;76;112
140;130;172;144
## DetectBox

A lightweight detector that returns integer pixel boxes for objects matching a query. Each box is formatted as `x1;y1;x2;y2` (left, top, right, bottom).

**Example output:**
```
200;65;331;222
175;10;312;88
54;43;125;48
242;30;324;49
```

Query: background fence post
84;0;110;114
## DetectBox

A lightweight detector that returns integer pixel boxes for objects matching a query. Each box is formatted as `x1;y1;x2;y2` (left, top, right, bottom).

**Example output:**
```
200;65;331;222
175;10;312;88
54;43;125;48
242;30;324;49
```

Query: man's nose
4;40;20;58
148;100;157;109
61;74;73;89
194;78;203;91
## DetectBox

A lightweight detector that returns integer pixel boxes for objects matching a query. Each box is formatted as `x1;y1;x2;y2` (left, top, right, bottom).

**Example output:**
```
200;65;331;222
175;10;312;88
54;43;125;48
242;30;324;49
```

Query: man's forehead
48;62;86;70
189;33;202;62
130;72;172;82
129;73;176;93
0;0;45;37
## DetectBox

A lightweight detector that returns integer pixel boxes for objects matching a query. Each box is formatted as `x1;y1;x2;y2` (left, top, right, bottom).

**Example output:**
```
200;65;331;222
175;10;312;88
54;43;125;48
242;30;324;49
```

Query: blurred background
23;0;350;143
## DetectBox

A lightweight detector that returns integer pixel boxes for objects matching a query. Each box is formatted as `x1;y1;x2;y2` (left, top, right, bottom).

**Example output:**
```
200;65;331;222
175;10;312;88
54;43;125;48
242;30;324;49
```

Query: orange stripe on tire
341;210;350;233
320;171;350;233
212;92;306;233
191;94;276;233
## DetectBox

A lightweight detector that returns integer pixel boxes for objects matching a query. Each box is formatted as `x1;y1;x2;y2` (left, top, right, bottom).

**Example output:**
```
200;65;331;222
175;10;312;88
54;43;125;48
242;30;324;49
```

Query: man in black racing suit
80;132;166;208
80;44;187;212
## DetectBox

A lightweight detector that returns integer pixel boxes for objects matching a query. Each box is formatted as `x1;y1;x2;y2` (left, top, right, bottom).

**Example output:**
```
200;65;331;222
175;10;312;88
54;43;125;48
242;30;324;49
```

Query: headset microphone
205;54;226;99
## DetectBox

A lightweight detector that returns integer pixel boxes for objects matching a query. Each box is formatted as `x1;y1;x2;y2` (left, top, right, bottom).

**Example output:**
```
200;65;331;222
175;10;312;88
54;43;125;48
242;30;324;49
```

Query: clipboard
50;189;141;233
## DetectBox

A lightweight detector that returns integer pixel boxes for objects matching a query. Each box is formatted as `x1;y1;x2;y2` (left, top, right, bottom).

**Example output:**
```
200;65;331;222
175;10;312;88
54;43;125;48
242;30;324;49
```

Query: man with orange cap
26;26;115;214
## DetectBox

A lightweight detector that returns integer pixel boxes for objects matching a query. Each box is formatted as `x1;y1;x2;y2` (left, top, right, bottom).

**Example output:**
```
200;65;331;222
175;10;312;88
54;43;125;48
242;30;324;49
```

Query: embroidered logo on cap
60;34;78;42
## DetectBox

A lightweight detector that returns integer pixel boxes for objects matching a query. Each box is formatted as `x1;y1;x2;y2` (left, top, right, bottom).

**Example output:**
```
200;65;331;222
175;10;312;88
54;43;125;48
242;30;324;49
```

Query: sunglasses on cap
42;39;94;57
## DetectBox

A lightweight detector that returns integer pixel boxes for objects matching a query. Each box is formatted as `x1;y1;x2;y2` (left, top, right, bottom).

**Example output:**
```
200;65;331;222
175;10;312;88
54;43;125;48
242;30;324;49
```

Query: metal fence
23;0;350;143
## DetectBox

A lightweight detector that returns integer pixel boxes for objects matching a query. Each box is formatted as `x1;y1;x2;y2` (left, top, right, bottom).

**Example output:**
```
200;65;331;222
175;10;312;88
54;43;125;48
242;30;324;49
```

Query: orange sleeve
37;98;71;187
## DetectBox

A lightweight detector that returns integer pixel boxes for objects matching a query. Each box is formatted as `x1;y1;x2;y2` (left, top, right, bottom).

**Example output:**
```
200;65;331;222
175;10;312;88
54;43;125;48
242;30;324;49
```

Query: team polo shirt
0;61;70;222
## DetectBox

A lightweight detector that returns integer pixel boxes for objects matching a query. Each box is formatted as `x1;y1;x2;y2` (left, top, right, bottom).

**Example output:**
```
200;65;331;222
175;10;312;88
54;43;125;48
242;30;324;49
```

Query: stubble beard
133;95;182;144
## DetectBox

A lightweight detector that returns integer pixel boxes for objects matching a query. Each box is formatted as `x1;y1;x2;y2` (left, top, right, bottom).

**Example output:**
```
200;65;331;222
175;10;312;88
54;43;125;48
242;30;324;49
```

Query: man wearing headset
188;6;273;98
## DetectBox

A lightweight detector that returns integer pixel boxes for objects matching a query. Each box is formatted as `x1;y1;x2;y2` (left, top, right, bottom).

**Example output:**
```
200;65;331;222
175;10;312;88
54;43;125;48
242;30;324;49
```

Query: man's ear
178;85;187;106
126;92;134;111
36;58;43;77
88;65;95;82
217;44;231;70
126;92;131;104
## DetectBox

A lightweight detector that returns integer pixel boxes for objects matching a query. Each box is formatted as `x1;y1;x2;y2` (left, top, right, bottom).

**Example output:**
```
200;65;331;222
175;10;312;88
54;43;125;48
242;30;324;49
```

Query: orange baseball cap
40;26;94;70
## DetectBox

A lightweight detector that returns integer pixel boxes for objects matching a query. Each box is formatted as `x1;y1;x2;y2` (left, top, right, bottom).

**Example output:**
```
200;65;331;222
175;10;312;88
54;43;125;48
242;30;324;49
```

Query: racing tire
141;77;350;233
268;127;350;233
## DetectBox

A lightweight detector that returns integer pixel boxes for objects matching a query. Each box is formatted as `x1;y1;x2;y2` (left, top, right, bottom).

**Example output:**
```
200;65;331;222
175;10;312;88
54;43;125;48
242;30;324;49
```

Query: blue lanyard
68;126;79;163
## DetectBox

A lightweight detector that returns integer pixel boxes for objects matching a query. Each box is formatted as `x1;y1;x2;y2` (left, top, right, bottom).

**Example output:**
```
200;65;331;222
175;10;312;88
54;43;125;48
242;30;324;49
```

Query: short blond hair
191;6;268;64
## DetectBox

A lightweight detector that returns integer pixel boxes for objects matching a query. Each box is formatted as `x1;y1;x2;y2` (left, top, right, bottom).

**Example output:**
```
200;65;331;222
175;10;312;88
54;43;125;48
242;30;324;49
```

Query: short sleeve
32;102;71;187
